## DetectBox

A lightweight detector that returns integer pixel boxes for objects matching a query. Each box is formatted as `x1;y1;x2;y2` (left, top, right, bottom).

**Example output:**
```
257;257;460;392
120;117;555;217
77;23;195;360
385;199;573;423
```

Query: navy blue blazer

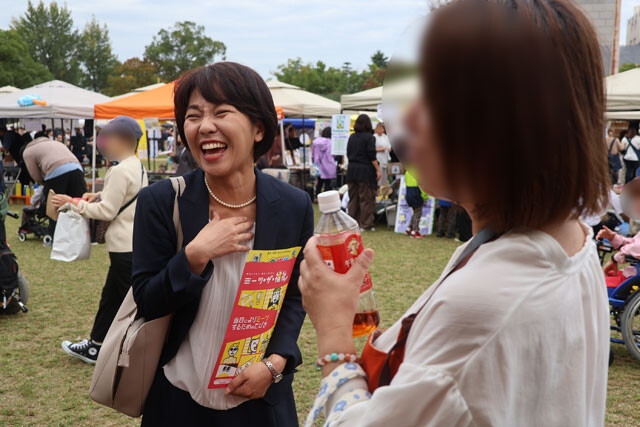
132;168;313;407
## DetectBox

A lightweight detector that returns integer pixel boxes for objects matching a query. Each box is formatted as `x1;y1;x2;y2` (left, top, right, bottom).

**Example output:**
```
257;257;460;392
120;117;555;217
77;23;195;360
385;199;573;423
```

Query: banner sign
394;176;435;235
331;114;350;156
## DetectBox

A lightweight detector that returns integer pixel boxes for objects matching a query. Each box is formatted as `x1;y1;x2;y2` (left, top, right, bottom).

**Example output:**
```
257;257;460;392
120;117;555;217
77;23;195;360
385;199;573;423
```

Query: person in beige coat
51;116;148;364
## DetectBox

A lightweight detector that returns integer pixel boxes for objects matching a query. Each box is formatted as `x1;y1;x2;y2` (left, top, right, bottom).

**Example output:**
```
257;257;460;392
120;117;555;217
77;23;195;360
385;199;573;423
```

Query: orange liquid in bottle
353;311;380;337
315;191;380;338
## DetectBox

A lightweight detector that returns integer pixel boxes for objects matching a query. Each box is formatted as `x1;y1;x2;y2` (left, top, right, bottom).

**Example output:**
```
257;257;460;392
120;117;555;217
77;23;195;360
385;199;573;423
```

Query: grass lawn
1;207;639;426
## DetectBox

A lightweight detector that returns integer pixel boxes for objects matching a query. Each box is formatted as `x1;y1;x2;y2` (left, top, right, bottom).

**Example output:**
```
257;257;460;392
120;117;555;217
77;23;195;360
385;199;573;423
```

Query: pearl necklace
204;175;256;209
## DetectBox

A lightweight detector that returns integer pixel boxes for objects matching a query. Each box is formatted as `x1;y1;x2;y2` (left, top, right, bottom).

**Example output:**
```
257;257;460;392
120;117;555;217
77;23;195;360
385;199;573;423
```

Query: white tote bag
51;205;91;262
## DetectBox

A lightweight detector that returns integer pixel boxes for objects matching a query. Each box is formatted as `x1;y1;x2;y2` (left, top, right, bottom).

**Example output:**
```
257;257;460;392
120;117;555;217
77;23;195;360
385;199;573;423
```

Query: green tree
370;50;388;69
273;51;387;99
78;16;118;92
619;63;639;73
0;29;53;88
103;57;160;96
11;0;80;84
144;21;226;81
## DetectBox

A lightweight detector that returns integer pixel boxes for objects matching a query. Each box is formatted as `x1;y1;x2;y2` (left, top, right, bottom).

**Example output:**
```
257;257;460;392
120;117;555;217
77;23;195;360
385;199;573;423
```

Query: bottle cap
317;190;341;213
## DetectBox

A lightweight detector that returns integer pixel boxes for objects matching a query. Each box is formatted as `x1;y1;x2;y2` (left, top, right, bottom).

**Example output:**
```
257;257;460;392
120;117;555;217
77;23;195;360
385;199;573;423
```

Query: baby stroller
597;239;640;362
17;186;52;245
0;192;29;314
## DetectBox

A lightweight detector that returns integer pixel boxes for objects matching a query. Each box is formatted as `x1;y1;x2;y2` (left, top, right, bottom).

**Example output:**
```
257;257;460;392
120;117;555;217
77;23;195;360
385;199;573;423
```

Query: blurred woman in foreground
299;0;610;425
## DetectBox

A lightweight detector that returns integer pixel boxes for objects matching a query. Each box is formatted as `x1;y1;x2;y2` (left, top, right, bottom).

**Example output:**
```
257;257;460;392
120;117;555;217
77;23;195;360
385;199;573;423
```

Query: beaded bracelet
315;352;359;369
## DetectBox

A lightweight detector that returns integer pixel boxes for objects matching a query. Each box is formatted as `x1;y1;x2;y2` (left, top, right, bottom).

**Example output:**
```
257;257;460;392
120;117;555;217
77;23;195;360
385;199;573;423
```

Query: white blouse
309;224;609;426
163;234;255;410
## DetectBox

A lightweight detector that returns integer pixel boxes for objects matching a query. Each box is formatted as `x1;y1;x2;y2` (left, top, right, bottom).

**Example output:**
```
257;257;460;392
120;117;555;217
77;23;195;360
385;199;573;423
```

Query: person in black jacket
170;136;198;176
346;114;381;230
132;62;313;426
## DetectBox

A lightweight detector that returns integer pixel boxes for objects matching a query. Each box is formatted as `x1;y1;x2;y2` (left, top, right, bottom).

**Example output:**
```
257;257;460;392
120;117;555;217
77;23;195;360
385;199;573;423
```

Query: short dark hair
321;127;331;138
174;62;277;161
422;0;608;233
353;114;372;133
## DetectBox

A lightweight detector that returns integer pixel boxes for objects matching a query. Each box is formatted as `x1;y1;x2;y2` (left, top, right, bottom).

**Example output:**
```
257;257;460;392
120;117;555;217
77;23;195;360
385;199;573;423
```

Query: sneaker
414;232;425;239
405;229;412;236
61;339;101;364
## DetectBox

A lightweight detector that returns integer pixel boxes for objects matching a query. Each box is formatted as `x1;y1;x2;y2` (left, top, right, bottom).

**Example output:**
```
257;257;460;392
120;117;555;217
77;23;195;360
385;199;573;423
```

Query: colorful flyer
208;246;301;389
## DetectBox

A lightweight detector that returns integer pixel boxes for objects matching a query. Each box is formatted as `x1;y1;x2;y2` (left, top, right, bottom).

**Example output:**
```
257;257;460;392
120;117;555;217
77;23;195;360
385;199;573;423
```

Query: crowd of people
606;124;640;185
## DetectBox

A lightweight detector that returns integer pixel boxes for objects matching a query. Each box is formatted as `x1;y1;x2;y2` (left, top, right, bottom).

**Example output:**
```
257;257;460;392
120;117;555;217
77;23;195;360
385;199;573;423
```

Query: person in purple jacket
312;127;337;197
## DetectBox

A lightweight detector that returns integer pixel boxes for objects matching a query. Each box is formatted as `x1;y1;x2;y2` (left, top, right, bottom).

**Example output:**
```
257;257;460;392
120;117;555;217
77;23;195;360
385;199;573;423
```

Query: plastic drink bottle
315;191;380;337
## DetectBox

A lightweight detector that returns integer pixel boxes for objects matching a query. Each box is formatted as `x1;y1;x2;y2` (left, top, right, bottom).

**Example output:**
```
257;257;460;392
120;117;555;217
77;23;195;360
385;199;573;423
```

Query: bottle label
317;231;373;293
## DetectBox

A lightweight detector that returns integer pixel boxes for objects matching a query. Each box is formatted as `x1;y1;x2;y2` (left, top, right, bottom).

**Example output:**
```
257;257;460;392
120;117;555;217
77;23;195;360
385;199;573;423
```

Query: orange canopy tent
94;82;175;119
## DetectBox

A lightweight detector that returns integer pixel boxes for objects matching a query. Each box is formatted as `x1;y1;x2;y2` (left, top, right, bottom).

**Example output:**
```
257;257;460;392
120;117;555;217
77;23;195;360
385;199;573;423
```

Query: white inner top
164;230;255;410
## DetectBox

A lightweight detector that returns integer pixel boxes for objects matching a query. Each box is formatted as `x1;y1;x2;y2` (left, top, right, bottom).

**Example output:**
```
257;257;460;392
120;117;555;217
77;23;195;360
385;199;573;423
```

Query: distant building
620;44;640;66
573;0;616;74
628;6;640;45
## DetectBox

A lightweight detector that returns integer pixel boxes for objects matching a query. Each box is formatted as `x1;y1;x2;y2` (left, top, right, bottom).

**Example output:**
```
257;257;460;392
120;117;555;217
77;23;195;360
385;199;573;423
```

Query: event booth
606;68;640;120
0;80;111;190
266;80;340;188
340;86;382;112
0;80;110;119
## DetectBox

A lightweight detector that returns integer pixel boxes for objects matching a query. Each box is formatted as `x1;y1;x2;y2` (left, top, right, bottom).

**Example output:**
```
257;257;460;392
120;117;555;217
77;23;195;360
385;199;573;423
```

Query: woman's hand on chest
185;211;254;275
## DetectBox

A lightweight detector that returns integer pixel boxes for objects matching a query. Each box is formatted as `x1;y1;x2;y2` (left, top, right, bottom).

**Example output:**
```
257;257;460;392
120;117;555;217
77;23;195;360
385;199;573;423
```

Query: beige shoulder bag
89;176;186;417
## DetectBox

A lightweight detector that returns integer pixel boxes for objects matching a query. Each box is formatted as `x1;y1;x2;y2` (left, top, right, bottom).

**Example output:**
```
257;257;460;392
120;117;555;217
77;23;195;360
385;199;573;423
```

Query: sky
1;0;430;80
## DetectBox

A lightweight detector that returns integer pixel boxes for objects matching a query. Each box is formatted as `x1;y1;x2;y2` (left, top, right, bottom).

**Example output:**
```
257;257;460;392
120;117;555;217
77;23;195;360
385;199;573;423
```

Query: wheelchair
597;240;640;361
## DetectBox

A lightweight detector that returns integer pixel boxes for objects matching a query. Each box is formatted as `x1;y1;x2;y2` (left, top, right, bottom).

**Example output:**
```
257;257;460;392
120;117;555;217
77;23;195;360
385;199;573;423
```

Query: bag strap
116;164;146;216
377;228;497;388
631;139;640;159
169;176;186;252
608;138;616;155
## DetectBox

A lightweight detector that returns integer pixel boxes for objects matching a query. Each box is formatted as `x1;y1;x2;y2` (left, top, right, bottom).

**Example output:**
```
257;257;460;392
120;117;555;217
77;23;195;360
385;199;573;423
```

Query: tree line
0;0;387;99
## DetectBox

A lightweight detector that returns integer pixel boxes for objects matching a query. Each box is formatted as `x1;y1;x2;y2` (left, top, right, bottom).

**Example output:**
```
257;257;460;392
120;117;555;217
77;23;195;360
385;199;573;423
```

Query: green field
1;210;639;426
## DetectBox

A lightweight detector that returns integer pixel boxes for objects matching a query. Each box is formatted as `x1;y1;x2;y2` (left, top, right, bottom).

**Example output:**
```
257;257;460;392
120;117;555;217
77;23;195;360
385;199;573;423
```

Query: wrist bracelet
315;352;358;369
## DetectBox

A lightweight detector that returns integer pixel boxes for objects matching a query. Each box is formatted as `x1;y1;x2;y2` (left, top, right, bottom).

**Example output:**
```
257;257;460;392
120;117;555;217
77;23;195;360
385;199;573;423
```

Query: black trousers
437;205;457;238
316;178;334;196
90;252;132;343
142;368;298;427
42;169;87;234
348;181;377;229
625;160;640;183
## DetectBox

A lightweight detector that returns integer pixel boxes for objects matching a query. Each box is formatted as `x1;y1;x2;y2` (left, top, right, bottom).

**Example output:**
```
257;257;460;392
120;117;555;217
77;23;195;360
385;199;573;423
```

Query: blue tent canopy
283;118;316;130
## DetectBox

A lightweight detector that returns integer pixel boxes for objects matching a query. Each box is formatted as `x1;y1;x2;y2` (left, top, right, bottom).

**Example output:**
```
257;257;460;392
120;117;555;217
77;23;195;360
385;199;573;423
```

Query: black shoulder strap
630;138;640;159
116;163;145;216
608;138;616;154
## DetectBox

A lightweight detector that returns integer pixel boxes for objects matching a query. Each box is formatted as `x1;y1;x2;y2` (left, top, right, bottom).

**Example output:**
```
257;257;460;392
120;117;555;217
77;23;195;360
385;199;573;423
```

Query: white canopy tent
266;80;340;117
606;68;640;119
0;80;110;119
0;80;111;190
266;80;341;180
0;86;19;96
340;86;382;111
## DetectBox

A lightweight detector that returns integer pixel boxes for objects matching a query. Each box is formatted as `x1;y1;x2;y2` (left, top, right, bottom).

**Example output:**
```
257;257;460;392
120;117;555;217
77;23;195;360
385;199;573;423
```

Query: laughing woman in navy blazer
132;62;313;426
